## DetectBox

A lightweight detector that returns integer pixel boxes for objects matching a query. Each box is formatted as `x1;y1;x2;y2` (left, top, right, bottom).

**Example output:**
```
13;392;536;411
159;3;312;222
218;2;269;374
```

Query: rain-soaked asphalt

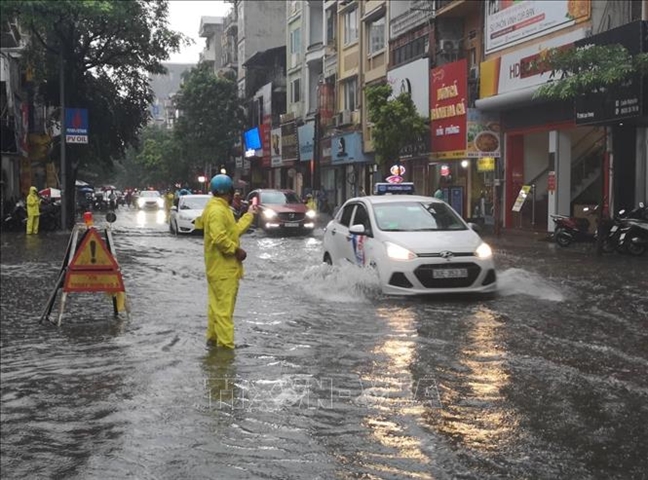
1;207;647;480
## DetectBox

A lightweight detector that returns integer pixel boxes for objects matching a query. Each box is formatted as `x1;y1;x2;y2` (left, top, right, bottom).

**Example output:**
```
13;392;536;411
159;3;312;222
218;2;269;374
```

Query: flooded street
1;208;647;479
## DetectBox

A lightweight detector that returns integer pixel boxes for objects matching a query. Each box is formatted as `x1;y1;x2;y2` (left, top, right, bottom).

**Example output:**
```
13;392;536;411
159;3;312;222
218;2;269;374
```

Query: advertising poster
271;127;282;167
298;121;315;162
466;109;500;158
430;59;467;159
485;0;591;54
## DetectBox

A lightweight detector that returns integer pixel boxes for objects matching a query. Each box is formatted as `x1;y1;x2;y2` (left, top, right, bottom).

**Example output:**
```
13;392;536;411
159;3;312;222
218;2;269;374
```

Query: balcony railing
390;0;433;39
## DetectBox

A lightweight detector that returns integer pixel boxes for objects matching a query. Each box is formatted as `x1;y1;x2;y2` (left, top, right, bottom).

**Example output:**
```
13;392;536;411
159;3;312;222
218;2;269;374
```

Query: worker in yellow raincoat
195;174;257;349
26;186;41;235
305;193;317;212
164;189;175;222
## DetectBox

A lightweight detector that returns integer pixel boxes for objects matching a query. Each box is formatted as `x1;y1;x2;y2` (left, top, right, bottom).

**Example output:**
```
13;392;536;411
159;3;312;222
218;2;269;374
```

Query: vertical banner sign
430;59;468;159
65;108;89;144
271;127;282;167
512;185;531;212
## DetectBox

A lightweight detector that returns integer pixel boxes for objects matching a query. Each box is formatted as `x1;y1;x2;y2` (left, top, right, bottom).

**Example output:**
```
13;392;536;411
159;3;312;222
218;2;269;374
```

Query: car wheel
626;241;646;256
323;253;332;265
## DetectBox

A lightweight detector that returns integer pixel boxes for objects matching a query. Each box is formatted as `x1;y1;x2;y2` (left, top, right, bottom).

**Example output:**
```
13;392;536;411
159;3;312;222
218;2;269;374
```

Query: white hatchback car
169;194;211;234
322;191;497;296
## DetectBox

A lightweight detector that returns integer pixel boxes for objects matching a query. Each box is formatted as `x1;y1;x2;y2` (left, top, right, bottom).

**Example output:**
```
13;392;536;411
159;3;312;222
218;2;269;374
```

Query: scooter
2;200;27;231
602;203;647;255
550;206;599;247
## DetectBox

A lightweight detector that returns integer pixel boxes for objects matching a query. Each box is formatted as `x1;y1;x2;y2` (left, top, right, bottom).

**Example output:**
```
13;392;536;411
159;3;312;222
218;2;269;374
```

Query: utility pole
59;48;67;231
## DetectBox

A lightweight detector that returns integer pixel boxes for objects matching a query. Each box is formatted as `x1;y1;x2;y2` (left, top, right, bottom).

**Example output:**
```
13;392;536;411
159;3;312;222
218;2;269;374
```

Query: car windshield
180;196;210;210
260;191;301;204
140;191;160;198
373;201;467;231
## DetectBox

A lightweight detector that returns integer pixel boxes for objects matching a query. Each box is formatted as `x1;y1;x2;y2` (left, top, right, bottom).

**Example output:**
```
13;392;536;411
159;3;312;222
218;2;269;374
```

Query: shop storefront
477;26;606;231
270;127;283;188
319;136;337;214
298;121;315;194
331;132;368;204
280;113;299;191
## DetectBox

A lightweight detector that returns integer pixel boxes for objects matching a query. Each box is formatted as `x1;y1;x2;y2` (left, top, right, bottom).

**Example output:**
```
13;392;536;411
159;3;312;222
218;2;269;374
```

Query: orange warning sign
64;271;125;293
69;228;119;271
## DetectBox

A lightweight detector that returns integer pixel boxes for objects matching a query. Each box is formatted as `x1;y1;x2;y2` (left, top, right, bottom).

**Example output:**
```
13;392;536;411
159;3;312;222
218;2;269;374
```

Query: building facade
199;16;224;73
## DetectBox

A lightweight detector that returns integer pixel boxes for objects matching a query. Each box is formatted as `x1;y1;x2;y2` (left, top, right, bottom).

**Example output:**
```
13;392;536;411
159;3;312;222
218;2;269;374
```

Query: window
339;204;356;227
352;204;372;234
343;77;357;111
291;78;301;103
368;16;385;54
290;28;301;54
344;9;358;45
326;8;337;45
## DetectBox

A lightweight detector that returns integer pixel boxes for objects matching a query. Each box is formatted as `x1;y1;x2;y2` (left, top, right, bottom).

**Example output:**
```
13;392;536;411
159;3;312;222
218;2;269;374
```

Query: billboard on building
331;132;366;164
387;58;430;118
271;128;282;167
281;116;298;164
484;0;591;55
430;59;467;159
298;121;315;162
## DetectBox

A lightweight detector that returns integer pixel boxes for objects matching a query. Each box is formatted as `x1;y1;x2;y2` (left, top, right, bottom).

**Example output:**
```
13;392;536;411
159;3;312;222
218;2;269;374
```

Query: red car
245;189;316;234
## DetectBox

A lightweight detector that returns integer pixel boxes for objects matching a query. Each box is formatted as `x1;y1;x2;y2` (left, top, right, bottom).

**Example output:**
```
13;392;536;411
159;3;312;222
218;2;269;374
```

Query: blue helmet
210;174;233;195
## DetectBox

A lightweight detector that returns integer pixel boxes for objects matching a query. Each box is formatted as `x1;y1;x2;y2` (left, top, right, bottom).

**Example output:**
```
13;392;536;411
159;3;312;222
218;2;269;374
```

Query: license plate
433;268;468;279
285;222;299;228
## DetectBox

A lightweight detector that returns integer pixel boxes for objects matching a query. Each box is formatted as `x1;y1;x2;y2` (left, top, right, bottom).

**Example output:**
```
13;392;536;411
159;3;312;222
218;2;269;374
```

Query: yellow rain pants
196;196;254;348
26;186;40;235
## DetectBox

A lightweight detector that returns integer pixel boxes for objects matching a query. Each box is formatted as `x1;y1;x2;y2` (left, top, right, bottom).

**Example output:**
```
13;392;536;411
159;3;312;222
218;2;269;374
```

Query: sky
166;0;232;64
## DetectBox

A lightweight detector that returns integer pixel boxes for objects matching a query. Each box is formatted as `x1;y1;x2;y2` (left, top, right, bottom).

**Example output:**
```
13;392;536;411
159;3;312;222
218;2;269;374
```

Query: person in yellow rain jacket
195;174;258;349
305;193;317;212
164;190;175;222
26;186;41;235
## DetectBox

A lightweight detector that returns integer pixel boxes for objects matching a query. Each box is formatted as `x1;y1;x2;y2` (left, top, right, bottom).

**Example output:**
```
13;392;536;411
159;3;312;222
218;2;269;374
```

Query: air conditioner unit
438;39;461;54
469;65;479;80
340;110;352;126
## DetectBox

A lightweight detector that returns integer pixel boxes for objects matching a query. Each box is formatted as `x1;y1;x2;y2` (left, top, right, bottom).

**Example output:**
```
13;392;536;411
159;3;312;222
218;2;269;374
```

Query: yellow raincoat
196;196;254;348
26;186;41;234
306;198;317;211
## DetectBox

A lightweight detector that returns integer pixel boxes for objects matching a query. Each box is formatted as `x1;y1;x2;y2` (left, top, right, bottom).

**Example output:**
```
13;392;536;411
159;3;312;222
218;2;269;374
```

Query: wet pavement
1;208;647;479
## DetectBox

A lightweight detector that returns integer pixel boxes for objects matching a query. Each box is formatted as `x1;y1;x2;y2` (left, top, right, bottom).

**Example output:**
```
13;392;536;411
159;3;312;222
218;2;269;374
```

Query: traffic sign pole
60;49;67;231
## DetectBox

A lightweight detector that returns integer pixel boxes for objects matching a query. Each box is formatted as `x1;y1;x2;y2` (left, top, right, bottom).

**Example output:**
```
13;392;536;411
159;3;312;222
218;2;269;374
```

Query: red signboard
547;171;556;192
430;59;468;159
261;117;272;168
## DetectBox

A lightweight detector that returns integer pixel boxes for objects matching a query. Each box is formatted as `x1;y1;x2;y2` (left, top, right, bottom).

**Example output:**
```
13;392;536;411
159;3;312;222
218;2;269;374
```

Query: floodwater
1;208;647;479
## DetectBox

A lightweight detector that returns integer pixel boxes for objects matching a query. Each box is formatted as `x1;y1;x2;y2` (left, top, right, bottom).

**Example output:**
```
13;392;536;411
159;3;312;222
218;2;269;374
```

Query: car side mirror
349;224;366;235
467;222;481;233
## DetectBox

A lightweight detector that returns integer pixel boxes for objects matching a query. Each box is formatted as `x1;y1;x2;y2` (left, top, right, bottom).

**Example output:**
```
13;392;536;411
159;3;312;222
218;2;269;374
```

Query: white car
322;189;497;296
137;190;164;209
169;194;211;234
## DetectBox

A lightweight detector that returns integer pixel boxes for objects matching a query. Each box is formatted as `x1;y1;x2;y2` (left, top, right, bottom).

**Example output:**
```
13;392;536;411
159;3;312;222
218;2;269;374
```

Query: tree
1;0;188;227
533;44;648;100
365;84;427;172
173;64;245;178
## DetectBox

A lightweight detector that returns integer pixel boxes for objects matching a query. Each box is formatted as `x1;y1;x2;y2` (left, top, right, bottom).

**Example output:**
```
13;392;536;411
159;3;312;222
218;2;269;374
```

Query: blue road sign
65;108;88;144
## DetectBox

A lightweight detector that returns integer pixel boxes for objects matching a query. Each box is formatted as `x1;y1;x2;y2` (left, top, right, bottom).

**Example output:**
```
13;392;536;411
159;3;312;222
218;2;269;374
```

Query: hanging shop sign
243;127;262;158
262;117;272;168
485;0;591;55
298;121;315;162
430;59;467;159
331;132;367;165
271;127;282;167
477;157;496;172
466;109;500;158
574;20;647;125
280;113;298;165
547;171;556;191
320;136;332;166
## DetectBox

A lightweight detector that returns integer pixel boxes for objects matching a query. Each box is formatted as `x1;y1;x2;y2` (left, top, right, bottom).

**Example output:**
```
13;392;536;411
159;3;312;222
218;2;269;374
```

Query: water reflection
359;307;431;471
435;307;517;450
135;209;166;227
201;348;237;420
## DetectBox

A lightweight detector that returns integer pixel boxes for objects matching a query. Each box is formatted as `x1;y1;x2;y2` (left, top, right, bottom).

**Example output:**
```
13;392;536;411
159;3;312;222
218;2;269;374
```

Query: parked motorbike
550;206;599;247
2;200;27;231
39;198;61;231
602;203;648;255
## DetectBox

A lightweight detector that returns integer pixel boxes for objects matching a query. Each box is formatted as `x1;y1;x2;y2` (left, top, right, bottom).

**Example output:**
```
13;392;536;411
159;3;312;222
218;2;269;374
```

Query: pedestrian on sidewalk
26;186;41;235
196;174;258;349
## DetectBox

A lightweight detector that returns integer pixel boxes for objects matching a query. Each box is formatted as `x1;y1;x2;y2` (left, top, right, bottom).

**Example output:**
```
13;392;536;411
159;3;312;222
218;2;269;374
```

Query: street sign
65;108;88;144
68;228;119;271
64;271;125;293
512;185;531;212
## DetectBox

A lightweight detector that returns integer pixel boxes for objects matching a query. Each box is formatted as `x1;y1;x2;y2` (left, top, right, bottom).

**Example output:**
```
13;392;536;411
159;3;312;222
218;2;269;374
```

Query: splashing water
296;263;383;303
497;268;566;301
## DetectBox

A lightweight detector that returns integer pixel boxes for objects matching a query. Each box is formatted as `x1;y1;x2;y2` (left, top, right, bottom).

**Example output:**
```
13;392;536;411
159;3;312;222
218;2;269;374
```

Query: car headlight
385;241;417;261
137;198;145;207
475;242;493;259
263;209;277;219
306;210;316;219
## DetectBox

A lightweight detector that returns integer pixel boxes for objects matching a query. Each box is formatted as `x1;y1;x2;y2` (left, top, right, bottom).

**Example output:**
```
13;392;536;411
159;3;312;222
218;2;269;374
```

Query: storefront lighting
461;160;470;169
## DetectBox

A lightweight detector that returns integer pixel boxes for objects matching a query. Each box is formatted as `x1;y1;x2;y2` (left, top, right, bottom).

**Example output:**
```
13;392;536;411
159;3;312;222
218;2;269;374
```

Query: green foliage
534;44;648;100
2;0;188;226
365;84;427;166
173;63;245;172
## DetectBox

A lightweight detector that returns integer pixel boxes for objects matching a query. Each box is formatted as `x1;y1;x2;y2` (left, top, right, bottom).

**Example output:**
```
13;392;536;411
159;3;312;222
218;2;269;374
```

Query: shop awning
475;84;542;111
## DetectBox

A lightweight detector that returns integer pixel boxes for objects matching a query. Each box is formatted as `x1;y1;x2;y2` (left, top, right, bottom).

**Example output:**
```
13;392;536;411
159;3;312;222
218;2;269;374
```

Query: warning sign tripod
40;224;130;326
